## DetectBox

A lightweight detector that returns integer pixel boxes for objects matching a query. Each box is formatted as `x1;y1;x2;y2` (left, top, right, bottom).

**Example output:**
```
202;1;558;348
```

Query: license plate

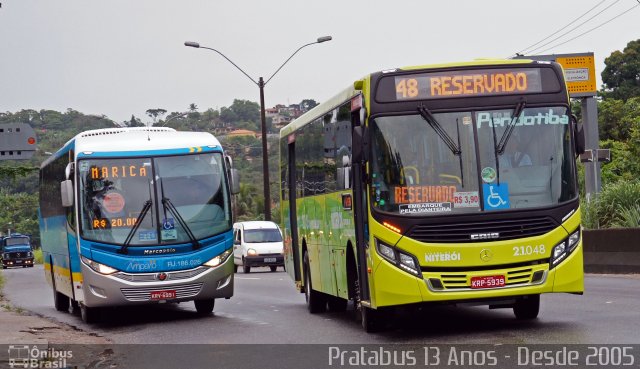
264;257;277;263
470;275;505;289
150;290;176;300
16;260;23;264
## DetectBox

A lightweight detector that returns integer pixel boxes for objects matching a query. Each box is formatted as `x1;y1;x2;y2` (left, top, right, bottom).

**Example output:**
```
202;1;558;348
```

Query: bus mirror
337;167;351;189
230;168;240;195
574;117;585;156
65;162;74;180
342;155;351;167
60;180;74;207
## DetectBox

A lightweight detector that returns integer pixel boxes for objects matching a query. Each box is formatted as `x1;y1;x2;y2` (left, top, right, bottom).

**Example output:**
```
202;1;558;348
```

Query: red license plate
470;275;506;289
150;290;176;300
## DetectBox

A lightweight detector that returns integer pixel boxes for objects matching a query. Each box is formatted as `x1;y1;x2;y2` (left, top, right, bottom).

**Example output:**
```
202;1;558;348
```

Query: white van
232;221;284;273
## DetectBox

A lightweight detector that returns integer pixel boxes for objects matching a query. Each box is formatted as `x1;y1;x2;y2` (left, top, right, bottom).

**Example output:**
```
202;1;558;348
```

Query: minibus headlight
81;256;118;275
551;241;566;267
247;248;258;256
568;230;580;252
375;239;421;277
377;242;396;262
204;249;233;268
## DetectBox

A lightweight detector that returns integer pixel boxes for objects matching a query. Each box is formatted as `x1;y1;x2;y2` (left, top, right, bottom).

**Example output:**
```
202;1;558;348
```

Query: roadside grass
33;248;43;264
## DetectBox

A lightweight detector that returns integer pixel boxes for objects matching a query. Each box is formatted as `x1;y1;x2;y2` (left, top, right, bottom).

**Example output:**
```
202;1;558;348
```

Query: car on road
233;221;284;273
1;233;35;269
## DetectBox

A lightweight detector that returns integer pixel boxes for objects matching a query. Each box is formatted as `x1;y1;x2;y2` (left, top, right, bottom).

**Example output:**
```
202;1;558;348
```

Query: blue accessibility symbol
483;183;510;211
162;218;175;230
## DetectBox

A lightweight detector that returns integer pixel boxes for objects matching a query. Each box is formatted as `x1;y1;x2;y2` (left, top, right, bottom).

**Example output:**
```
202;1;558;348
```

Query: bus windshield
78;153;231;245
369;106;577;216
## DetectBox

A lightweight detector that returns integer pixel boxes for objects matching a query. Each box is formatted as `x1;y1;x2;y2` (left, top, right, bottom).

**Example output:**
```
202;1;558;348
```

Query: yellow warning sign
556;55;597;97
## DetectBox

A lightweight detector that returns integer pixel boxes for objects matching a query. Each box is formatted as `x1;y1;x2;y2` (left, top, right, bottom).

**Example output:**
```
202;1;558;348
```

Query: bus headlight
247;248;258;256
81;256;119;275
375;239;421;277
204;249;232;268
550;229;580;268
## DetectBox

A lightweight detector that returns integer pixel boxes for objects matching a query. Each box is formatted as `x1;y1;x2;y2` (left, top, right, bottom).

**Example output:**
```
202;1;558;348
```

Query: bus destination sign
393;68;543;101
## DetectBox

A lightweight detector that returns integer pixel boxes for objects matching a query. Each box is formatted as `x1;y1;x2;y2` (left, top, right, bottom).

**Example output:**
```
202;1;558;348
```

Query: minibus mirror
573;115;585;156
60;180;74;207
65;162;74;180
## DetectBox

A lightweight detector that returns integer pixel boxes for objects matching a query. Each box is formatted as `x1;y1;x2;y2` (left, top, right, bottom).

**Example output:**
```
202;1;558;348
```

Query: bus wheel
327;296;347;312
69;300;80;314
270;266;277;272
80;304;100;324
194;299;215;315
513;294;540;320
52;274;69;312
361;306;383;333
303;252;326;313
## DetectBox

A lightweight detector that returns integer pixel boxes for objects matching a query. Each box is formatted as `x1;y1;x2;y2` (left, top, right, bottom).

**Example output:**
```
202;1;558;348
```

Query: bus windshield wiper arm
417;104;461;155
496;100;526;155
162;197;200;250
120;200;152;254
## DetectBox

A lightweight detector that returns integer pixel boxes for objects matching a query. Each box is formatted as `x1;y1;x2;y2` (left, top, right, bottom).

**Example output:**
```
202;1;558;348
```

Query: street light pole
184;36;332;221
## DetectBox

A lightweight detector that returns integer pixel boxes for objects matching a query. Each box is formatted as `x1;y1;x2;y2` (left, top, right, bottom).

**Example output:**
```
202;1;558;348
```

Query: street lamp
184;36;332;221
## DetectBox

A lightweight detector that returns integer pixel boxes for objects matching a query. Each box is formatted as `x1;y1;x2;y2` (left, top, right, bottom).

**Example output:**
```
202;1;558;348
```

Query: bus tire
233;264;238;273
52;272;69;312
303;251;326;313
361;306;383;333
243;264;251;274
513;294;540;320
194;299;215;315
327;296;348;312
80;303;100;324
270;265;277;272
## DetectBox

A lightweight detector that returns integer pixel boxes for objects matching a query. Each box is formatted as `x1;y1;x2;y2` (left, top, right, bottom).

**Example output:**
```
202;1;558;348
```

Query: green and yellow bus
279;59;585;332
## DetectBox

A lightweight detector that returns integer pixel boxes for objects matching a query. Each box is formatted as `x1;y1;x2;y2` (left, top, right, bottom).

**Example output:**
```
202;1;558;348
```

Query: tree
601;39;640;101
145;108;167;124
300;99;319;111
127;115;144;127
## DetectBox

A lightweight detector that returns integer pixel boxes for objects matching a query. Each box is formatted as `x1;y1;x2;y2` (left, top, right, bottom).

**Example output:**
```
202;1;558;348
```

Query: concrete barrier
583;228;640;274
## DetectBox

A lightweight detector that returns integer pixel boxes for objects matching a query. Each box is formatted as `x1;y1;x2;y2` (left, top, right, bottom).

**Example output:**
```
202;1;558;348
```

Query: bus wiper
162;197;200;250
417;104;461;155
120;200;152;254
158;172;200;250
496;100;526;155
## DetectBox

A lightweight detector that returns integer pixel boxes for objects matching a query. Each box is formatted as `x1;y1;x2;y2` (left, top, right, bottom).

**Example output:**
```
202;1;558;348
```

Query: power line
533;2;640;55
524;0;623;55
516;0;607;56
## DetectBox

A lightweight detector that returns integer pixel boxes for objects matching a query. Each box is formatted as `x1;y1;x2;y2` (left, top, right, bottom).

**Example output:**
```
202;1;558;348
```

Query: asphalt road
3;265;640;344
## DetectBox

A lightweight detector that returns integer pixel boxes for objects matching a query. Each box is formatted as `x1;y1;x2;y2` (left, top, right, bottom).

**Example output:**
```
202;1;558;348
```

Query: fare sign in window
391;68;544;101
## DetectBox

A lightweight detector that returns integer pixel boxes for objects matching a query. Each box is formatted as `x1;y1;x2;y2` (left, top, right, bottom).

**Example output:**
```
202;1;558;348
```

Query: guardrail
583;228;640;274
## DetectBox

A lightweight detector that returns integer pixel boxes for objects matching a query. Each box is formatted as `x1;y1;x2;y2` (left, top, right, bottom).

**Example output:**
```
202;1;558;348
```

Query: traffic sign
0;123;37;160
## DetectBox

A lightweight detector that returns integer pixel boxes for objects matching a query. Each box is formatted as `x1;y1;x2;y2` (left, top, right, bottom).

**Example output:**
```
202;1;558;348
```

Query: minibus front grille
113;267;208;283
121;282;203;302
407;216;557;243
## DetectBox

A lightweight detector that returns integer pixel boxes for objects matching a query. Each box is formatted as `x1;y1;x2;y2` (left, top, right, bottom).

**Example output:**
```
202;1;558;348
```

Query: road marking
236;277;261;280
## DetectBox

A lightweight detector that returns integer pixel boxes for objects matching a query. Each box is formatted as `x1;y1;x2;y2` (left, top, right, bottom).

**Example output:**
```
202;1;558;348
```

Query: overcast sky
1;0;638;124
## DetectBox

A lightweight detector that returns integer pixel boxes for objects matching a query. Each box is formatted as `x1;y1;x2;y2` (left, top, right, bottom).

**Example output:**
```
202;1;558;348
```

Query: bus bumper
79;254;234;307
371;244;584;308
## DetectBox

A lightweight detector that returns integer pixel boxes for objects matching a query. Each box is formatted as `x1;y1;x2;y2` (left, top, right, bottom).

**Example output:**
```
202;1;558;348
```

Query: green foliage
598;97;640;141
611;205;640;228
581;181;640;229
0;191;40;245
601;39;640;101
33;248;43;264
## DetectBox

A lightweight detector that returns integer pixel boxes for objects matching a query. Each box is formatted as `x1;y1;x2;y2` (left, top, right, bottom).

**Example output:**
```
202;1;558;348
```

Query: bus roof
280;59;538;137
46;127;222;164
